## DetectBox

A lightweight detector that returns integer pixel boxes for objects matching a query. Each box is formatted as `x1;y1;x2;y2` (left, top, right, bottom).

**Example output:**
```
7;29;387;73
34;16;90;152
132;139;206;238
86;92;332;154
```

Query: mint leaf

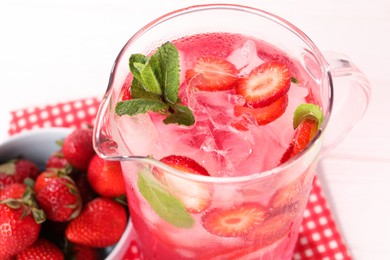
129;54;148;80
115;99;168;116
133;61;162;95
149;54;162;93
293;103;324;129
153;42;180;104
137;170;195;228
130;54;162;95
131;78;160;100
163;104;195;126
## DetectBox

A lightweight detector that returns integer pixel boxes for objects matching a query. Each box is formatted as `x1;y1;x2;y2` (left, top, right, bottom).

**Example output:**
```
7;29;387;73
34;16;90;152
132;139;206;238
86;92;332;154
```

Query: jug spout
93;94;120;160
93;80;158;165
93;81;139;162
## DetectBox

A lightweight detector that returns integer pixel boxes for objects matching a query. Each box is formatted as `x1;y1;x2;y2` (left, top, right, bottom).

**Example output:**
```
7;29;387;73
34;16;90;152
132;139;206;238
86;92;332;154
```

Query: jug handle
319;51;371;157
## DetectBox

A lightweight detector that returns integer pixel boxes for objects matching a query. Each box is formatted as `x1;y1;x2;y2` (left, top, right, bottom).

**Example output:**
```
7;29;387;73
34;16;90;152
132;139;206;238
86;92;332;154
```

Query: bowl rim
0;127;72;147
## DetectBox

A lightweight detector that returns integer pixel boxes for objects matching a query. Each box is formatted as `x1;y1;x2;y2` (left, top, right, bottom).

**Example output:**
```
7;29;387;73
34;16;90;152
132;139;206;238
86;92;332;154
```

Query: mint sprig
137;170;195;228
115;42;195;126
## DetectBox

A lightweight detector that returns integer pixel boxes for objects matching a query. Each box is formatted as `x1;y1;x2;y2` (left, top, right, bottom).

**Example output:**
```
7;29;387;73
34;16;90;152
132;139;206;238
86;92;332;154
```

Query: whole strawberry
35;170;82;222
17;238;64;260
0;184;45;259
65;197;127;248
0;183;26;200
62;128;95;172
46;149;75;176
0;159;40;189
87;154;126;198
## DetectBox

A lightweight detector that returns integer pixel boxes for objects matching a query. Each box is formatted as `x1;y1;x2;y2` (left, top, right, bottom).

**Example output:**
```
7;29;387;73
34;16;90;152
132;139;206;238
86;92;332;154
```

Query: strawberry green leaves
0;160;16;175
137;170;195;229
115;42;195;126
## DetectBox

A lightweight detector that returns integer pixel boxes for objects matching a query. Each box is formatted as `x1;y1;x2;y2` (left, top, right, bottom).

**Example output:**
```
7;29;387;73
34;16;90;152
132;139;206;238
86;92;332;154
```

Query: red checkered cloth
8;97;352;260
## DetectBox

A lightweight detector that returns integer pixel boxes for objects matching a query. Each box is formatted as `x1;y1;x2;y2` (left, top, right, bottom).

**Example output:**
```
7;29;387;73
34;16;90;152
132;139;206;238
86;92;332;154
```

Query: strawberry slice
279;119;319;164
159;155;210;177
154;155;211;213
120;72;133;101
279;103;324;164
246;211;294;244
270;167;314;211
233;94;288;129
201;203;266;237
185;56;238;91
236;61;291;108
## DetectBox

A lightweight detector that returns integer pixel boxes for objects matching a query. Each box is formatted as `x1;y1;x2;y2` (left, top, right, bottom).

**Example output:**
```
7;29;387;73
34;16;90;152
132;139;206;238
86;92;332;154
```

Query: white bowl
0;127;132;259
0;127;71;169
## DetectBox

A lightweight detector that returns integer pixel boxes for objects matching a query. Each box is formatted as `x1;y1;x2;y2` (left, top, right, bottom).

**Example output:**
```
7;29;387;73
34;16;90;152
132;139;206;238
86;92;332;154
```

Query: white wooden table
1;1;389;259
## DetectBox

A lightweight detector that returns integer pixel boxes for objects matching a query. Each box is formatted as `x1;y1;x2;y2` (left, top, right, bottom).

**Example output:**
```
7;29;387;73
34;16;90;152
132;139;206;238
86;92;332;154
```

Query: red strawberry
279;119;319;164
62;128;95;171
159;155;210;177
34;169;61;195
185;56;238;91
122;87;132;101
0;183;26;200
65;197;127;248
236;61;291;108
0;184;44;259
233;94;288;129
35;171;82;222
17;238;64;260
46;149;74;173
46;151;67;169
201;203;266;237
121;72;133;101
155;155;211;213
0;159;40;189
87;154;126;198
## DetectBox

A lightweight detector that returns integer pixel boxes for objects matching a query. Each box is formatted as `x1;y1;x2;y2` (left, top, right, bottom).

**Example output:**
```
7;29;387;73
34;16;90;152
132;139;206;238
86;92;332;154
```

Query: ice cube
212;128;255;176
183;73;208;110
115;113;159;156
191;90;238;128
227;40;263;75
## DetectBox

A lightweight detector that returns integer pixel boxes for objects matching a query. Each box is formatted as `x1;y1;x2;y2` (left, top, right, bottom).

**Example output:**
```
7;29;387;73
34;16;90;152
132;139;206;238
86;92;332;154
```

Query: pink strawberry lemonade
116;32;321;259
